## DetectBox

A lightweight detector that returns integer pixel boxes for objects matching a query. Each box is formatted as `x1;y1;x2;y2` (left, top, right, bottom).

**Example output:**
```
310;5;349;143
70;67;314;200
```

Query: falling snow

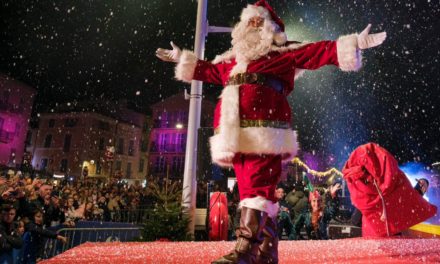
0;0;439;165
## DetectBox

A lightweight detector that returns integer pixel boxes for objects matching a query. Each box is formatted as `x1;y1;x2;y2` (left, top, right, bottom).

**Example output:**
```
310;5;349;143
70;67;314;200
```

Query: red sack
343;143;437;237
209;192;229;241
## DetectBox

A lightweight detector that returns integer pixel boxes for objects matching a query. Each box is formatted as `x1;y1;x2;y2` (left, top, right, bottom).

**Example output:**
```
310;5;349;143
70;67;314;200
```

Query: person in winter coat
0;205;22;264
275;187;295;240
157;0;386;262
22;208;67;264
285;184;309;224
293;183;341;240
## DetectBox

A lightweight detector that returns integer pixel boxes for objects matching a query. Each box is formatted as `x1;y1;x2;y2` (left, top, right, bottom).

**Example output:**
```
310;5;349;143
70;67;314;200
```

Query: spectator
97;196;111;222
26;183;54;228
22;208;67;263
48;191;66;227
285;184;309;225
275;186;295;240
72;194;80;209
13;219;25;264
0;205;23;264
414;178;429;196
293;183;341;240
107;194;121;220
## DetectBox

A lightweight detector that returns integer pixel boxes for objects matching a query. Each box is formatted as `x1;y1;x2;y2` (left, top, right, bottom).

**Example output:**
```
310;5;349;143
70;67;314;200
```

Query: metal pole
181;0;207;238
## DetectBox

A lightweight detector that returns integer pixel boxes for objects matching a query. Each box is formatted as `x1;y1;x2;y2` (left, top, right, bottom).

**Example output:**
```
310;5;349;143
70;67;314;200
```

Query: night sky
1;0;439;168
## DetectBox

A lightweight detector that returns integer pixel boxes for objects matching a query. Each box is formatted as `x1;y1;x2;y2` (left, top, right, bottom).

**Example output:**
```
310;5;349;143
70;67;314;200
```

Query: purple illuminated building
148;93;214;179
0;74;36;168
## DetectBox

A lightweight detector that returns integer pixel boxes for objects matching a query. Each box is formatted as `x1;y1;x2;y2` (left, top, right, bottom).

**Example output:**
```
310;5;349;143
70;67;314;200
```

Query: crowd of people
0;166;433;263
0;169;159;263
221;175;344;242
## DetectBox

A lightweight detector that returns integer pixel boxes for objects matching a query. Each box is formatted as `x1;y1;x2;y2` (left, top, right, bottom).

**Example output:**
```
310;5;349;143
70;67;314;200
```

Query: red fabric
209;192;229;241
343;143;437;237
193;41;339;129
255;0;285;31
233;153;282;203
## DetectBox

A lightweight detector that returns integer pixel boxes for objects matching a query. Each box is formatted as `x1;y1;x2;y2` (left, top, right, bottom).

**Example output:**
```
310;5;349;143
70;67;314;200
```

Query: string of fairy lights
290;157;343;178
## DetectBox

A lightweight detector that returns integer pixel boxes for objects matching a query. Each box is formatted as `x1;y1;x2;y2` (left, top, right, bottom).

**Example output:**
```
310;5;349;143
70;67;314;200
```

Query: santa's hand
155;41;182;63
357;24;387;49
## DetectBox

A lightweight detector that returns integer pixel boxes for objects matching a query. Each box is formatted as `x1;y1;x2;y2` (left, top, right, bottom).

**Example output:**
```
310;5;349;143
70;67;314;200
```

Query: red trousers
233;153;282;203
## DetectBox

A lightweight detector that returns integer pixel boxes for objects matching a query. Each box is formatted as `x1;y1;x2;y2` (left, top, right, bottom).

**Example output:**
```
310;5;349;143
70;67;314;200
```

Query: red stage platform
41;238;440;264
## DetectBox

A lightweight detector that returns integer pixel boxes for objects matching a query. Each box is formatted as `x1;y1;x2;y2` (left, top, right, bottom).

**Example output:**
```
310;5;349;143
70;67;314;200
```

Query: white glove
357;24;387;50
155;41;182;63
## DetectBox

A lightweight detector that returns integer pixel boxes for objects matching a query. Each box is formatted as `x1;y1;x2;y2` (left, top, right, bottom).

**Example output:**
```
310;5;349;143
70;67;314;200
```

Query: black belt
227;73;284;93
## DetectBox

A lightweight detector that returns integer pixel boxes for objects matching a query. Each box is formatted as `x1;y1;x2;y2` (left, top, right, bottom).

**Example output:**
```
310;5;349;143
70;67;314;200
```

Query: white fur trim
208;149;235;168
294;68;305;80
239;127;298;157
175;50;198;83
212;42;309;65
336;34;362;72
212;49;235;64
213;84;241;159
240;197;280;218
241;5;271;23
210;127;298;167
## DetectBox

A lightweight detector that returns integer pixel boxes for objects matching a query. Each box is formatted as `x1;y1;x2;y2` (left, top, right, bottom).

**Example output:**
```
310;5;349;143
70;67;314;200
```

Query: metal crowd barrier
42;208;208;259
43;227;141;259
109;209;154;223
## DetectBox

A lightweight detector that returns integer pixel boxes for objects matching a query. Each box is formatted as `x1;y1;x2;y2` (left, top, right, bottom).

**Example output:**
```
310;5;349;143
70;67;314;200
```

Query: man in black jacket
26;183;55;227
0;204;23;263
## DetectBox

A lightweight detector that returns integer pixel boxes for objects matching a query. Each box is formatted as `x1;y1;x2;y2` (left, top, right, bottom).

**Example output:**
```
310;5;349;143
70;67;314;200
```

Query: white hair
231;19;276;62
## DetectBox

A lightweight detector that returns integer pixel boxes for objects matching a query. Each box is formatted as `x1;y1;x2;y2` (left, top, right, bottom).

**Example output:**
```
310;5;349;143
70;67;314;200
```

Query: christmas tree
141;178;190;241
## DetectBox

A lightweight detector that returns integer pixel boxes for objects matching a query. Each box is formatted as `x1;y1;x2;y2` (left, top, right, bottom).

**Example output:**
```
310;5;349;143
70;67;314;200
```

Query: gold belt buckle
235;73;245;84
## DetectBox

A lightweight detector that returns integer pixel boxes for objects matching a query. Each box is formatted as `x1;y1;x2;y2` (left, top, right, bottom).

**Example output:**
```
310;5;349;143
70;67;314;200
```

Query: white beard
231;20;275;63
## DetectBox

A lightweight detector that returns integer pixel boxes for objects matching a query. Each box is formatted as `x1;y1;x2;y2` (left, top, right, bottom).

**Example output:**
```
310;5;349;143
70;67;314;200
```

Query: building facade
148;94;215;179
0;74;36;168
30;106;150;181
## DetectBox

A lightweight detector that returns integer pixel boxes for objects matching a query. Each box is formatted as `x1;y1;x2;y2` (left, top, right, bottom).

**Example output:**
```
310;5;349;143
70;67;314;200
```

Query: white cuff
337;34;362;72
175;50;198;83
239;196;279;218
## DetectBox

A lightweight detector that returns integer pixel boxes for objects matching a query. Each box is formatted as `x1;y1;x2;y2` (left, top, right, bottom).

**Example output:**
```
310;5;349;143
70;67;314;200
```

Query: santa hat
309;190;322;202
240;0;288;46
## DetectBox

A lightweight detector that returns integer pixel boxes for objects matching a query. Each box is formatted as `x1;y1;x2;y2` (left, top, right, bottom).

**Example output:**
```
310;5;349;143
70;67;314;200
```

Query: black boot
212;207;268;264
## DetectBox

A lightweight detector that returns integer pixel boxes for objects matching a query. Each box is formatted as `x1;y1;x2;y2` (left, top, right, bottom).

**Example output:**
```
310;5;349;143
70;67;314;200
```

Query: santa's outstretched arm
288;24;386;72
156;42;228;85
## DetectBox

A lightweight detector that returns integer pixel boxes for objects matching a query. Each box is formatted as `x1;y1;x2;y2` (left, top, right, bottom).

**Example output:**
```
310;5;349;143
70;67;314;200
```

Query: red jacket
343;143;437;237
176;35;361;167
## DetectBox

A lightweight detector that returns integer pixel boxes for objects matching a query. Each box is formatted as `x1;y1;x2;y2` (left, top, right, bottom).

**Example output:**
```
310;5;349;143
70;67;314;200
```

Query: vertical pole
181;0;207;238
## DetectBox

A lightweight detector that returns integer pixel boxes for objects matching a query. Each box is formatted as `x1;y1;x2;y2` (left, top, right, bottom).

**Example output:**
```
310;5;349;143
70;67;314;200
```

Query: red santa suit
175;5;362;218
343;142;437;237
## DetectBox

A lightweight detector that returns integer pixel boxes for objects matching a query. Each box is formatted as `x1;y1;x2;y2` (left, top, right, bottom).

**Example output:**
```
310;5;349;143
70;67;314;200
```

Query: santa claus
157;0;386;263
